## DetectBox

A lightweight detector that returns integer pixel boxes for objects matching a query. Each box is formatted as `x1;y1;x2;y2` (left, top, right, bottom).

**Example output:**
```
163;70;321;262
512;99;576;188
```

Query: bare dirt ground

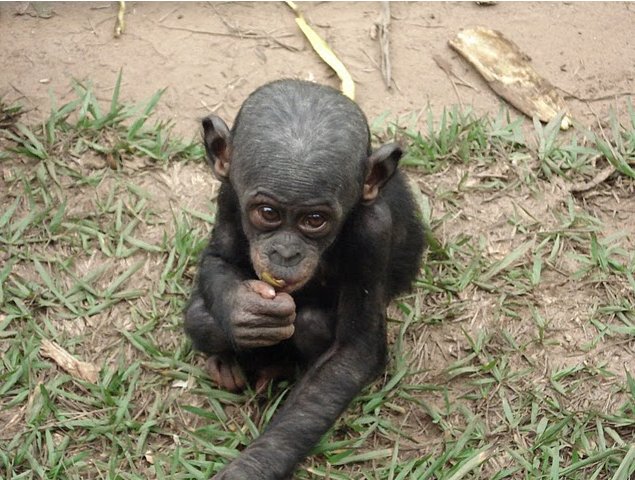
2;2;634;135
1;2;634;479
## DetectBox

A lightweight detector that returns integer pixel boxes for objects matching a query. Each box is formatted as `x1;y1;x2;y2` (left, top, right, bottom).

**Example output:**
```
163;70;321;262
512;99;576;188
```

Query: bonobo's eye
250;205;282;229
299;212;329;236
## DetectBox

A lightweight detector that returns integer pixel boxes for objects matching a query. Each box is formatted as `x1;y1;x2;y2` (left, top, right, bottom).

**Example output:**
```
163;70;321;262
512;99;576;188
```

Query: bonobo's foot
206;355;295;393
206;354;246;392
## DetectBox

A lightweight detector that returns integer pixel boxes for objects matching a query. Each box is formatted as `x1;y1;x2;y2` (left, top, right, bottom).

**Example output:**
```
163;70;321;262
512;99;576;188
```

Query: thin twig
434;54;479;90
569;163;616;193
377;2;392;89
159;24;298;51
158;7;180;24
562;89;635;103
433;55;463;108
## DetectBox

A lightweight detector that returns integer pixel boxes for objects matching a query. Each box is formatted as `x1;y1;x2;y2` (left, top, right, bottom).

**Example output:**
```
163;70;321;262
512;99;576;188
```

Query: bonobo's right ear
202;115;231;179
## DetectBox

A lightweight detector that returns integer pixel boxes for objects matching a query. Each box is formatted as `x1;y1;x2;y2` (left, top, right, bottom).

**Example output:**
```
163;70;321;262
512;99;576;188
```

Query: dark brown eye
300;213;328;234
250;205;281;229
259;206;280;223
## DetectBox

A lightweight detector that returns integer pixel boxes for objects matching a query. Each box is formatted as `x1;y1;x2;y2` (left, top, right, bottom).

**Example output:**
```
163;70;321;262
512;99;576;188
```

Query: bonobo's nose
272;244;303;267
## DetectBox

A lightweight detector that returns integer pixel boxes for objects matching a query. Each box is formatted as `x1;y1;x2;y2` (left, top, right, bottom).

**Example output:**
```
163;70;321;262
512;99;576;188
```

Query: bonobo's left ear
202;114;231;180
362;143;403;204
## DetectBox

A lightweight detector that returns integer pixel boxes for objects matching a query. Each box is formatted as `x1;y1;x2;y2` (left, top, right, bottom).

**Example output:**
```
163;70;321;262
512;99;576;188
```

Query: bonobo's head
202;79;402;293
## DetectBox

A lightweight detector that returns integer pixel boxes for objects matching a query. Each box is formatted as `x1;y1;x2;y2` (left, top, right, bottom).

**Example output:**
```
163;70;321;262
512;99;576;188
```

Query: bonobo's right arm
184;184;296;356
184;184;246;354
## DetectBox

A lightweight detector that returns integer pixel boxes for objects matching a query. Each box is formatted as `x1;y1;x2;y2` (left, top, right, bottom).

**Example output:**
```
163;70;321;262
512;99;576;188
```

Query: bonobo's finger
236;324;296;347
246;309;296;328
221;361;246;392
244;279;276;299
206;355;224;387
245;293;296;319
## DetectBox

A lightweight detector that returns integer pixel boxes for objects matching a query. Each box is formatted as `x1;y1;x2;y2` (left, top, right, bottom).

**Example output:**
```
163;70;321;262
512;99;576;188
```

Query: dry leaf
286;1;355;100
449;26;571;129
40;339;100;383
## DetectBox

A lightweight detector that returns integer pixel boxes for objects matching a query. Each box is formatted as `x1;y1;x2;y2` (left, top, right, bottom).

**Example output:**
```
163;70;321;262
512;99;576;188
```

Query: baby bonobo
185;79;425;479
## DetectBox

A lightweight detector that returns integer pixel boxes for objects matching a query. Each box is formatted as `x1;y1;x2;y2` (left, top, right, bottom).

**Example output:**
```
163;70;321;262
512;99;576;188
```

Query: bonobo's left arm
213;201;393;480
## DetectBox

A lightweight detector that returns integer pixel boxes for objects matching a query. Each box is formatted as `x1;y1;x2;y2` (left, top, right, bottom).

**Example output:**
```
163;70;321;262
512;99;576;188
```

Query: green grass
1;78;634;479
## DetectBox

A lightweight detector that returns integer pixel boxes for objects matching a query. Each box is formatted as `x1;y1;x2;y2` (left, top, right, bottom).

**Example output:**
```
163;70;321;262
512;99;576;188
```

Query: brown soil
2;2;634;135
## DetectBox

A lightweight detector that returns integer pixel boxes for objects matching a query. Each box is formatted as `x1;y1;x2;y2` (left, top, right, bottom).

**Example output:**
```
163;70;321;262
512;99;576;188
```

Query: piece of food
261;271;286;289
449;26;571;130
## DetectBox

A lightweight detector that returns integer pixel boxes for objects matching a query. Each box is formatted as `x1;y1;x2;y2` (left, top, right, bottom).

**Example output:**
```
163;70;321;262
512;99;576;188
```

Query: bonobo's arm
185;185;248;354
185;185;296;356
213;201;393;480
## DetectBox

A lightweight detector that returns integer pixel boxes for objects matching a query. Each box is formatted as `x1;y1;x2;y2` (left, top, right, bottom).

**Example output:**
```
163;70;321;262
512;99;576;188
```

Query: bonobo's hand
229;280;296;349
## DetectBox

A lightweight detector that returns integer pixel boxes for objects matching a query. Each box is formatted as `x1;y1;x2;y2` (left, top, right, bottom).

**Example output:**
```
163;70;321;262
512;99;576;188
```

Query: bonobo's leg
184;295;233;355
186;294;297;393
185;295;246;391
214;288;387;480
292;306;335;365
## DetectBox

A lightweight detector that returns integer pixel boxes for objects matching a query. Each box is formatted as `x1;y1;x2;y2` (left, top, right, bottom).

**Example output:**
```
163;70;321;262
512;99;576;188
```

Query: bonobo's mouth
260;271;286;289
251;247;319;294
259;270;310;294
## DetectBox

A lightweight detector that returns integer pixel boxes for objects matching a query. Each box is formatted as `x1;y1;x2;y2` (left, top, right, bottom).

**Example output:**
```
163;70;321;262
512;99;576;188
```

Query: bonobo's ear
362;143;403;204
202;114;231;179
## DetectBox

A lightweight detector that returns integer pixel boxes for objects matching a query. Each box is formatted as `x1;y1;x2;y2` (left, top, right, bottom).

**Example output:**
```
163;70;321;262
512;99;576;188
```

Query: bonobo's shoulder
350;198;393;238
382;171;418;211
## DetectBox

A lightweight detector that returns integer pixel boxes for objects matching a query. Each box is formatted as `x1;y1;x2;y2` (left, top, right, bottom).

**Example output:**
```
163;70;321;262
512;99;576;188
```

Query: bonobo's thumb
245;279;276;299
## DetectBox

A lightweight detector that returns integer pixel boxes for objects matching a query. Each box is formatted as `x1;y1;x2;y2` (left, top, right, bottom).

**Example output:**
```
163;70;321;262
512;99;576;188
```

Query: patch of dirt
2;2;634;136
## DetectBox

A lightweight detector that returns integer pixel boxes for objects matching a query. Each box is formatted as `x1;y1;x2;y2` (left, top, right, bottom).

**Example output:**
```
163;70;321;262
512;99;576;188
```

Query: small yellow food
261;271;285;288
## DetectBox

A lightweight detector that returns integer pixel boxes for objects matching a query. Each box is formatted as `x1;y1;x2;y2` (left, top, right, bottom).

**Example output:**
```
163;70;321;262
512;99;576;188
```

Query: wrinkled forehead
229;124;368;209
233;155;360;207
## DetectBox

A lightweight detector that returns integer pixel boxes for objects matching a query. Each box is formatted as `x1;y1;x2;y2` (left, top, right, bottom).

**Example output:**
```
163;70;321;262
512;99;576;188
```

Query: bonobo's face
240;185;343;293
226;81;371;293
201;80;402;293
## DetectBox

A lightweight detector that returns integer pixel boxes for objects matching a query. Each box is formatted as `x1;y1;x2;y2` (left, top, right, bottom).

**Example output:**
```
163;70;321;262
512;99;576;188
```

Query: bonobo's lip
272;276;311;294
276;279;303;294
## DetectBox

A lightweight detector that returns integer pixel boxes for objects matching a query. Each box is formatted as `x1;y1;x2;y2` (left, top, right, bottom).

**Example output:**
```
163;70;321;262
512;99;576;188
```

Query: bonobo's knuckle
284;312;296;325
276;292;294;305
282;324;295;339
